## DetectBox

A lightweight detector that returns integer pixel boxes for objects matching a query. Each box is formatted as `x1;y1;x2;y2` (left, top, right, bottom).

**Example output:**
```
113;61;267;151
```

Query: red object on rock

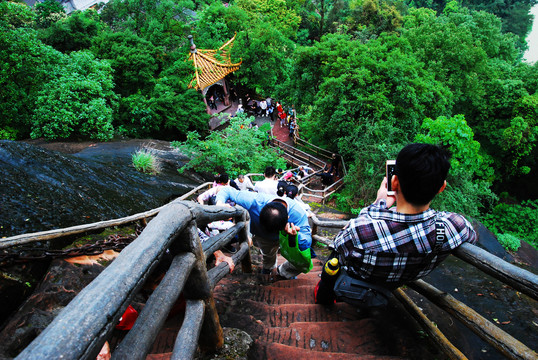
115;305;138;330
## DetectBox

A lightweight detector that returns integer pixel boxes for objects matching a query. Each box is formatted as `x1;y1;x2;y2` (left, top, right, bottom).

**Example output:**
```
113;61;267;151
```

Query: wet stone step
251;341;406;360
261;320;386;354
214;283;319;305
216;299;365;328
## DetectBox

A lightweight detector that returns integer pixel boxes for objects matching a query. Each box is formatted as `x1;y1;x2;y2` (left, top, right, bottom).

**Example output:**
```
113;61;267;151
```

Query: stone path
208;254;440;359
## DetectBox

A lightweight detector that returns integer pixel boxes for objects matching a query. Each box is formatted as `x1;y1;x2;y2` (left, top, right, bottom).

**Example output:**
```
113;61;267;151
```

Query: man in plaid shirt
316;144;477;304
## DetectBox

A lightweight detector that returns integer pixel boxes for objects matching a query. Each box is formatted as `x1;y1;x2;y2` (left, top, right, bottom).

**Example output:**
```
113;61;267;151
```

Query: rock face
0;140;197;238
0;259;105;358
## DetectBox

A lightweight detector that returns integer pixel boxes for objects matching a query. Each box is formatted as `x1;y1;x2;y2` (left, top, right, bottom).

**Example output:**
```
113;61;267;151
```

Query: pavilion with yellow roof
187;34;242;114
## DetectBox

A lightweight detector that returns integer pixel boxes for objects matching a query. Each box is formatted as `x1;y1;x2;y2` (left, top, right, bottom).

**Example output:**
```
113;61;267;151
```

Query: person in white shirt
235;174;254;191
254;166;279;196
260;100;268;117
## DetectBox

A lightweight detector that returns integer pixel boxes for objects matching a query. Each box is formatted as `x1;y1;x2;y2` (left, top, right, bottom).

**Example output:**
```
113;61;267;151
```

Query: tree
415;115;496;218
91;30;161;97
114;57;209;139
347;0;404;37
402;6;489;116
31;51;117;141
99;0;194;48
193;1;238;49
233;23;296;95
297;33;452;149
34;0;65;28
235;0;302;40
39;10;104;53
172;114;287;177
288;33;452;208
148;76;210;139
402;0;537;52
0;1;36;29
0;25;64;139
299;0;339;41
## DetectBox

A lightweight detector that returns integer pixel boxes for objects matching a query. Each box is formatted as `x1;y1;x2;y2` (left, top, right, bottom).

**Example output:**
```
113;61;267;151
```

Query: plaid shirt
334;199;477;286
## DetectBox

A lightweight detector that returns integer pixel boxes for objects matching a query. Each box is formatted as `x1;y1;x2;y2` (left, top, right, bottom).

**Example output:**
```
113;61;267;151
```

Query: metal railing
269;137;326;170
309;215;538;360
267;135;347;204
14;199;252;360
292;136;348;177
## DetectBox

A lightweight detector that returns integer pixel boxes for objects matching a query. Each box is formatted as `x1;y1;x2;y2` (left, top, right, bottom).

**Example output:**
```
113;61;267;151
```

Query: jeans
253;235;301;279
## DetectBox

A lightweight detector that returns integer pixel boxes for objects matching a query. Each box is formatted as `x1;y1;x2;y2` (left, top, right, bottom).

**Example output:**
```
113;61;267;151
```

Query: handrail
7;184;537;359
0;182;215;249
454;243;538;301
293;136;347;177
393;288;467;360
408;280;537;360
16;201;252;360
270;138;326;169
294;136;334;159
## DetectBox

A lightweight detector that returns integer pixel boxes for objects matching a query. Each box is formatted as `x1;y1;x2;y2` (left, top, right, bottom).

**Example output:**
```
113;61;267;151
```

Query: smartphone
386;160;396;195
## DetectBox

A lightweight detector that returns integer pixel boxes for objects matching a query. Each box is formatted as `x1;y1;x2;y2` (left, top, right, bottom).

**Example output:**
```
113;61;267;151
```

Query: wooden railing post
238;209;253;273
182;222;224;352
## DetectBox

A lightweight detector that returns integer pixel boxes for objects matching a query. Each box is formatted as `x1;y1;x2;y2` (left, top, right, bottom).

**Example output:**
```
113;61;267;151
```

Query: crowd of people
243;95;298;138
193;143;477;310
195;165;315;280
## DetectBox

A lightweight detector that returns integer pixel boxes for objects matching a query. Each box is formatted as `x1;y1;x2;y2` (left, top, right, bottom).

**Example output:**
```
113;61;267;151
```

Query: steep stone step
217;299;364;328
147;251;441;359
215;282;320;305
261;320;387;354
250;342;406;360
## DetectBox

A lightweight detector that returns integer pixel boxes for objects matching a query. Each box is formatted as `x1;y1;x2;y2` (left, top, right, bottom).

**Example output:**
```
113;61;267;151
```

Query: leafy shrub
132;148;160;174
496;233;521;252
0;127;18;140
415;115;497;218
172;113;286;178
481;200;538;249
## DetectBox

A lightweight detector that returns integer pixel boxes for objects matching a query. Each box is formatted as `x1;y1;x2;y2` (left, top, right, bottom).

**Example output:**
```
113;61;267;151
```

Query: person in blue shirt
215;186;312;279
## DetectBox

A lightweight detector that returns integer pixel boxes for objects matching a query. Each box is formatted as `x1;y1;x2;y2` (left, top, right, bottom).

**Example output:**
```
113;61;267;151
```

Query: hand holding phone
386;160;396;196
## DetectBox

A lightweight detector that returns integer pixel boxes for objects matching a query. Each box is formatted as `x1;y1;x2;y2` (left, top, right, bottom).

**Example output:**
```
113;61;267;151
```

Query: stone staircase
210;256;441;359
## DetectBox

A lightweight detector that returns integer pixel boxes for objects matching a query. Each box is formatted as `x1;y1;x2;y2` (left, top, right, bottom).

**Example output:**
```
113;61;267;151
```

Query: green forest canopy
1;0;537;248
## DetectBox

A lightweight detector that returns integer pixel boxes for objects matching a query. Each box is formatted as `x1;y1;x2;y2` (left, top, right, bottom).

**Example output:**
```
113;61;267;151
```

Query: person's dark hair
395;143;451;206
277;180;288;197
285;185;298;199
217;173;229;184
260;201;288;233
264;166;276;178
229;179;240;190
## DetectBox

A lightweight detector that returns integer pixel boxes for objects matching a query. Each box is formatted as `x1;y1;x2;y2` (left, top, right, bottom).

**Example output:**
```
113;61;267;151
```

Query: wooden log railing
15;200;252;360
308;216;538;360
